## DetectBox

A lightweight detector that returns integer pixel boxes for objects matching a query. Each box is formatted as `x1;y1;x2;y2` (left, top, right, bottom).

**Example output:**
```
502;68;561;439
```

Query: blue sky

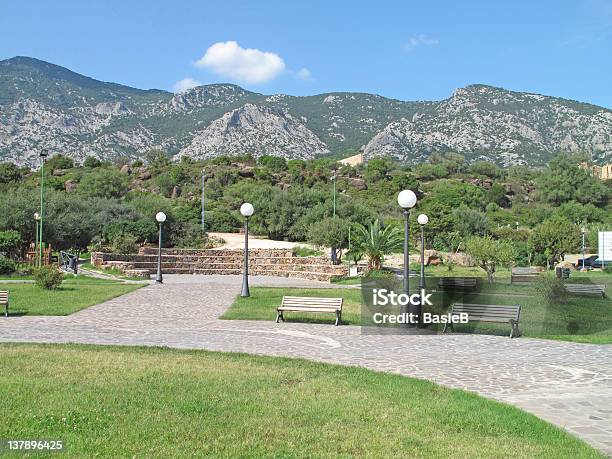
1;0;611;107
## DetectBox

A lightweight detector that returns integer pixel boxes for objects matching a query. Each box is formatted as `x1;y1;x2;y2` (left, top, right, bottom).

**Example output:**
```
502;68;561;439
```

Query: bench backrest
512;267;539;274
0;291;8;303
565;284;606;292
451;303;520;323
281;296;342;310
439;278;477;285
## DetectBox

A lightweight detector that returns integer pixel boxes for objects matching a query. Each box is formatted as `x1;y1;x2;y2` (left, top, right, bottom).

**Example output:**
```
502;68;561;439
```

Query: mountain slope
1;56;611;167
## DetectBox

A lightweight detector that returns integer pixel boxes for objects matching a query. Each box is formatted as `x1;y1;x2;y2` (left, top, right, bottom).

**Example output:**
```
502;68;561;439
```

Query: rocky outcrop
176;104;329;160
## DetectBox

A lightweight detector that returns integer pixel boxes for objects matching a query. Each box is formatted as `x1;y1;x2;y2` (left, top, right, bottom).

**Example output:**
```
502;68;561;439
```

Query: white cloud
296;67;311;81
195;41;285;84
404;34;439;51
172;77;202;93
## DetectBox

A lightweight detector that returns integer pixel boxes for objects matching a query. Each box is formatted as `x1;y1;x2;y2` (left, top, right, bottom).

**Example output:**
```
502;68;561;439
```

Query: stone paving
1;274;611;455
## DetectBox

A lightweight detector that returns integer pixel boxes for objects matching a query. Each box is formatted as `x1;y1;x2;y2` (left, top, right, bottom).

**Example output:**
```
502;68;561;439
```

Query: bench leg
509;320;520;338
442;322;454;334
335;310;341;326
4;302;7;318
276;311;284;323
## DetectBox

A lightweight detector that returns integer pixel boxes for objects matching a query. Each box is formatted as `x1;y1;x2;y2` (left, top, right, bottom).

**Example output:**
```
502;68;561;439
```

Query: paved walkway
1;275;611;455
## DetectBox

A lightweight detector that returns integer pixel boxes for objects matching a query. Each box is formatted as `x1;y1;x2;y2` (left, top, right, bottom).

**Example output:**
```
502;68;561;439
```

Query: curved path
1;275;611;455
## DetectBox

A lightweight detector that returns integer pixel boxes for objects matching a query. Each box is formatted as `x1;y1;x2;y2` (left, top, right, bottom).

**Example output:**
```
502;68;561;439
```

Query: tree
464;236;515;284
46;154;74;171
469;161;501;178
354;219;403;270
530;215;580;269
83;156;102;168
536;155;609;206
307;218;350;262
0;162;22;183
0;230;21;258
78;168;129;199
452;208;489;237
258;155;287;172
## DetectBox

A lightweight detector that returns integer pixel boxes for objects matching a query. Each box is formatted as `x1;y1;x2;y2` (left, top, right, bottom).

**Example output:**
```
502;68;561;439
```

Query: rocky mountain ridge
1;56;610;167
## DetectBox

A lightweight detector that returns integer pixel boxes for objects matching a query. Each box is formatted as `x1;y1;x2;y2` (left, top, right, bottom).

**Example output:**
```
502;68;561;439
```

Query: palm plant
354;219;403;270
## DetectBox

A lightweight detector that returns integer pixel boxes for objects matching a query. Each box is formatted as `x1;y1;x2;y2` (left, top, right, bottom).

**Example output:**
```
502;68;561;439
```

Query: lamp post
397;190;417;296
39;150;48;267
581;226;586;271
201;169;205;231
330;170;337;264
155;212;166;283
34;212;40;267
515;221;519;231
417;214;429;289
240;202;254;297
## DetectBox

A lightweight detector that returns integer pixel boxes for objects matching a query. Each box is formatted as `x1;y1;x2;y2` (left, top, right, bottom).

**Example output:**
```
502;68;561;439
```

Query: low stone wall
91;248;348;282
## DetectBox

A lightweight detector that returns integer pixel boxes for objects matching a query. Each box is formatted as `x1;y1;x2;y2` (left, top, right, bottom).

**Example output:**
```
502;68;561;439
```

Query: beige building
580;162;612;180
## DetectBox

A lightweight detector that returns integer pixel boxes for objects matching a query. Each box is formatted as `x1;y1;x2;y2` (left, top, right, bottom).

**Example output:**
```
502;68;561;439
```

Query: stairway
92;248;348;282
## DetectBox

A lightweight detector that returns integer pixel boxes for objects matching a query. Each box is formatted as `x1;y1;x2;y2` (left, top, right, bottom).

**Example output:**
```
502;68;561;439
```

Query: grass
80;262;146;281
223;275;612;343
0;276;144;315
0;344;602;458
222;287;363;325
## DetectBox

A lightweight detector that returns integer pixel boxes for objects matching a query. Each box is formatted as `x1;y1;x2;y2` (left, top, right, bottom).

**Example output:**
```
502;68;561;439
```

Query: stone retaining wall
91;248;348;282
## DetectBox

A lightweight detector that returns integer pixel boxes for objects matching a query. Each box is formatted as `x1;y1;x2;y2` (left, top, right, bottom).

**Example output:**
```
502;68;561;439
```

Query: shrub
535;275;567;305
172;224;208;249
34;265;64;290
292;246;323;257
603;265;612;274
112;233;139;254
0;256;16;274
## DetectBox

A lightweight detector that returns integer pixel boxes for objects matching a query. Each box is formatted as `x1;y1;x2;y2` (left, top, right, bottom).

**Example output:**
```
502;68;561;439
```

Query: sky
1;0;611;107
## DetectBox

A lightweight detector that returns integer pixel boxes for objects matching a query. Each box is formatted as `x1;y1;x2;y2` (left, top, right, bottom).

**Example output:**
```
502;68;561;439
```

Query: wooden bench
511;268;540;284
565;284;606;298
443;303;521;338
276;296;343;326
438;277;478;291
0;291;8;317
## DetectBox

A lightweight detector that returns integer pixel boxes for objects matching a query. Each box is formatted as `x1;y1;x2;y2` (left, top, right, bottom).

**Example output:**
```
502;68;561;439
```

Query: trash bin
555;267;571;279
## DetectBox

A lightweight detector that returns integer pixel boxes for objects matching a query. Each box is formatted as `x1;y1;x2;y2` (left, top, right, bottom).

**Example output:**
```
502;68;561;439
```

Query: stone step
142;267;342;282
131;262;347;275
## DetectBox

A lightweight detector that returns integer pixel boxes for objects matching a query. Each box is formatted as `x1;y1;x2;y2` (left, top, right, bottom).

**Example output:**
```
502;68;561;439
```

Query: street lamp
201;168;206;231
417;213;429;289
155;211;166;283
330;169;337;264
581;226;586;271
240;202;254;297
515;221;519;231
397;190;417;296
34;212;40;267
39;150;48;267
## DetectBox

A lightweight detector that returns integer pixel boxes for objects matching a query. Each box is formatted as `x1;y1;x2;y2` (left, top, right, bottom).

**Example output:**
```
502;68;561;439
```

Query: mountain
1;56;611;167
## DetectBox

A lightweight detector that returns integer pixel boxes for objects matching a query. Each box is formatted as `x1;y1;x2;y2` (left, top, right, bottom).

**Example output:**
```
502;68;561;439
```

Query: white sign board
598;231;612;262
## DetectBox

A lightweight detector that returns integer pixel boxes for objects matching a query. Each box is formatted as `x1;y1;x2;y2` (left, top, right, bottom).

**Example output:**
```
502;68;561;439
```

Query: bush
603;265;612;274
535;275;567;305
292;246;323;257
112;233;139;254
172;224;208;249
34;265;64;290
0;256;16;274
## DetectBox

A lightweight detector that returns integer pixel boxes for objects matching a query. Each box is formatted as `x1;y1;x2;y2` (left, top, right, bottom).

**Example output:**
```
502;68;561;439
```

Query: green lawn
0;344;602;458
222;278;612;343
0;276;144;316
221;287;364;325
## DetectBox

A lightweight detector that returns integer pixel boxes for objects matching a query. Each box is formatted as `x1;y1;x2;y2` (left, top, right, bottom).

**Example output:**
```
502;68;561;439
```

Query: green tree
536;155;609;206
354;219;403;270
83;156;102;168
0;230;21;258
452;208;489;237
307;217;350;262
0;162;22;183
46;154;74;171
529;215;580;269
78;168;129;199
464;235;515;284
